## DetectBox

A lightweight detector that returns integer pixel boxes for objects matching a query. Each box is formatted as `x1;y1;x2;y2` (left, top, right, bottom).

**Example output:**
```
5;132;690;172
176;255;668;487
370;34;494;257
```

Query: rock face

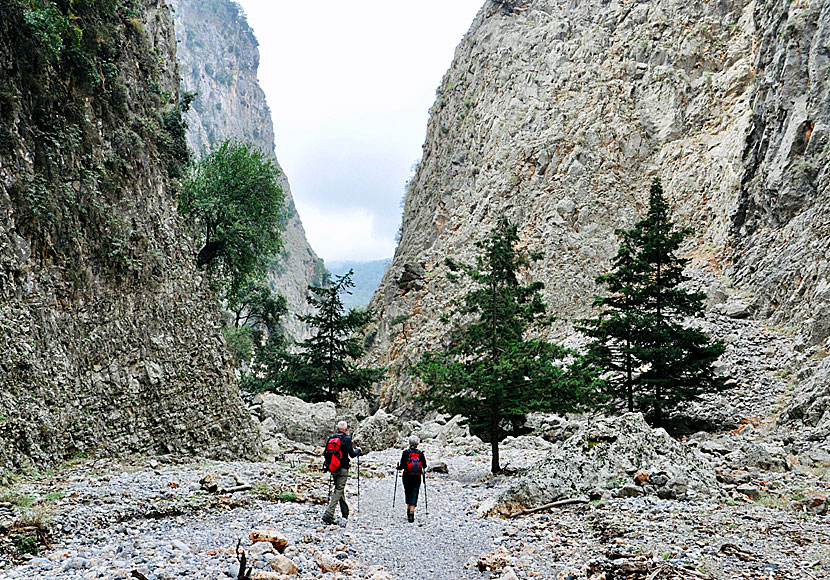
364;0;830;427
493;413;716;511
170;0;324;341
0;0;259;466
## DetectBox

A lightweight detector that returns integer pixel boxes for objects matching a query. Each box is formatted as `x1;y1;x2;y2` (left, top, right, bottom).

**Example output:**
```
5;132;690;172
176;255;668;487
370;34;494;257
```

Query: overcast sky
233;0;483;264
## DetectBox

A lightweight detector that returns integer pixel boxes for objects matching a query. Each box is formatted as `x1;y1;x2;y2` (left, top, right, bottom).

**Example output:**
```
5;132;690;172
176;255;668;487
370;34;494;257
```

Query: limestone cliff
0;0;260;467
170;0;323;341
366;0;830;429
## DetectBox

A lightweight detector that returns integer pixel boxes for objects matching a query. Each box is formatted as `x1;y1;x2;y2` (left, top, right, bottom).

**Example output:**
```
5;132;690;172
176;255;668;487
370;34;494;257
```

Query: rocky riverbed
0;436;827;580
1;315;828;580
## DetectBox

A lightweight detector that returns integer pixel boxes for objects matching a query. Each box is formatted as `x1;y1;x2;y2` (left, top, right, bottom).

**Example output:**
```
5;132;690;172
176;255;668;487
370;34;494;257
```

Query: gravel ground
0;439;827;580
0;315;828;579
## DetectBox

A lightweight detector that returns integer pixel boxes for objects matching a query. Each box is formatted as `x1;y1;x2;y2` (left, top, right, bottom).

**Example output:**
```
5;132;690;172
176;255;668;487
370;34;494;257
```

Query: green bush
12;533;38;556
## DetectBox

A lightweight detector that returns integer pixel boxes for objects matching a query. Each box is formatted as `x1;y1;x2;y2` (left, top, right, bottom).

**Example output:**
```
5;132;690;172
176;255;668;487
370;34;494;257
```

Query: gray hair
408;435;420;448
337;420;348;432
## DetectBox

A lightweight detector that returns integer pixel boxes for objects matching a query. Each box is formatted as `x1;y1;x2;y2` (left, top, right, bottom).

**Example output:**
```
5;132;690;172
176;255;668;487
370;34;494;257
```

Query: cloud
295;202;397;263
235;0;483;263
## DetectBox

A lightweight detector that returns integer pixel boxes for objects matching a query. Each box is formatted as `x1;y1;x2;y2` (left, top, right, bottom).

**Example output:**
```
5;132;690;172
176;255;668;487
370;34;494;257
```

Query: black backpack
324;434;343;472
404;450;422;476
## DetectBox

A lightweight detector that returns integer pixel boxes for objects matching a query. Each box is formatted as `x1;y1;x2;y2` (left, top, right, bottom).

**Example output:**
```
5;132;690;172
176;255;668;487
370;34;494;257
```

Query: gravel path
0;448;513;580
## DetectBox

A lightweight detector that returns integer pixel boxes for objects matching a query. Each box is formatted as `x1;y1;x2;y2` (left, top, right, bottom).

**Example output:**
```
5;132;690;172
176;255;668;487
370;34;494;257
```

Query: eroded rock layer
0;0;259;467
366;0;830;427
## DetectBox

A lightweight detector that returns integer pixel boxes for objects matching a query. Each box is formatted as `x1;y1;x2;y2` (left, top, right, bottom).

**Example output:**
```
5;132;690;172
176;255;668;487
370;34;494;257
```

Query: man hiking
322;420;361;525
397;435;427;523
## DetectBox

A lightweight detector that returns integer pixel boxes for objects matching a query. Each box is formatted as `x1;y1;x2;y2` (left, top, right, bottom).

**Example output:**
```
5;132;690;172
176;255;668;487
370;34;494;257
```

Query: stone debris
2;313;829;579
491;413;716;515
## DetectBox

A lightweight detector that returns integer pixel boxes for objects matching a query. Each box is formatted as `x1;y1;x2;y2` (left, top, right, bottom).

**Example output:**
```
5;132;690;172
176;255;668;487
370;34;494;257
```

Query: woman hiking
397;435;427;523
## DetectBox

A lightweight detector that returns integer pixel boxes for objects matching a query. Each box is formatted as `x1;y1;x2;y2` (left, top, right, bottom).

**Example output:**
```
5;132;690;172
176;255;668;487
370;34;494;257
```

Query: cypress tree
276;271;385;404
414;217;599;473
578;177;726;425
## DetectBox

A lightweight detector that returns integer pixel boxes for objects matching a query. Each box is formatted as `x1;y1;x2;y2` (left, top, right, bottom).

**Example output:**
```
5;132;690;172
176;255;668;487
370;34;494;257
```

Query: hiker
322;420;361;525
397;435;427;523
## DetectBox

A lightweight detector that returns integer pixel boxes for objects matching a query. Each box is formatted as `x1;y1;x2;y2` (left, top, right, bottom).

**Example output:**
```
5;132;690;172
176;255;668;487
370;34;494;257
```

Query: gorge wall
366;0;830;429
170;0;324;341
0;0;260;468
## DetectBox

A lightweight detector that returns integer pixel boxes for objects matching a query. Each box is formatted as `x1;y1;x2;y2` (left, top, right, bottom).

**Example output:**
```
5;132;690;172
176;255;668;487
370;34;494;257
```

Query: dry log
222;484;253;494
508;497;589;518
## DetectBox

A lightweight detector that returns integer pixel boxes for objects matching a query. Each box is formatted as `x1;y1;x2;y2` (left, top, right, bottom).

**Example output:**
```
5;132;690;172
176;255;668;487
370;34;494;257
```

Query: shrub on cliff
578;177;727;425
179;139;287;297
413;218;602;474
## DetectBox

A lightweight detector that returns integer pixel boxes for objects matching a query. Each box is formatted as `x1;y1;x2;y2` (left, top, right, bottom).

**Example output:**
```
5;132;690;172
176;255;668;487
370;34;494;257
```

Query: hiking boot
407;512;414;523
321;515;336;525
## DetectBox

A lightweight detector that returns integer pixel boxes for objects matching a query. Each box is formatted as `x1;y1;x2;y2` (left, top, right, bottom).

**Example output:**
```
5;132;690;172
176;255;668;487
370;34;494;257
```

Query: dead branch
236;539;252;580
508;497;589;518
221;484;253;494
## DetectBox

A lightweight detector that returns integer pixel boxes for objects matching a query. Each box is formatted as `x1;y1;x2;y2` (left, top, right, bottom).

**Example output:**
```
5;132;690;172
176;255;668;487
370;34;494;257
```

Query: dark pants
402;474;421;506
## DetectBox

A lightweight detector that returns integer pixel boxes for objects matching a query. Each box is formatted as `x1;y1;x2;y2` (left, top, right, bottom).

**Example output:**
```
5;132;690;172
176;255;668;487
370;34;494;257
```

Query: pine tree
414;218;599;474
276;271;385;403
578;177;726;425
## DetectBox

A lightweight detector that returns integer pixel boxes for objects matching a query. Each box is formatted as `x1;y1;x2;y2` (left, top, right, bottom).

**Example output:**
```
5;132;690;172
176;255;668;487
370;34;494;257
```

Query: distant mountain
327;259;392;310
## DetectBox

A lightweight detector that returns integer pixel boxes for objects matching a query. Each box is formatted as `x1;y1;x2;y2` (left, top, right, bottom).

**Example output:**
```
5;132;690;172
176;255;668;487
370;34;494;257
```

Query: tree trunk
490;411;500;474
197;240;224;268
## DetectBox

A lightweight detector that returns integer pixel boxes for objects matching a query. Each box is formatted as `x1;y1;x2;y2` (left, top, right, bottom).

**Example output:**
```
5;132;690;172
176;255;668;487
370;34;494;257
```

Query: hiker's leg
336;470;349;518
324;470;347;520
404;476;421;507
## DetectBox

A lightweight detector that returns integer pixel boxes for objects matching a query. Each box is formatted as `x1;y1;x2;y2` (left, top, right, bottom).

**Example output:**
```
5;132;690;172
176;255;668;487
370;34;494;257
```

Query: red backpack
404;450;422;476
324;434;343;472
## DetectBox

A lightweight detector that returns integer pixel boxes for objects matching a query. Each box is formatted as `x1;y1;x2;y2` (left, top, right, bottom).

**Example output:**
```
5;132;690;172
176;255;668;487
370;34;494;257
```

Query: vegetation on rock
413;218;601;474
578;178;726;425
179;139;287;298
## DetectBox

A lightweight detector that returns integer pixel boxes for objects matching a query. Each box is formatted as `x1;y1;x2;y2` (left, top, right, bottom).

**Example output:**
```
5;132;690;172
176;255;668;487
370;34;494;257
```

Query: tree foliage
413;218;600;474
179;139;287;297
578;177;726;425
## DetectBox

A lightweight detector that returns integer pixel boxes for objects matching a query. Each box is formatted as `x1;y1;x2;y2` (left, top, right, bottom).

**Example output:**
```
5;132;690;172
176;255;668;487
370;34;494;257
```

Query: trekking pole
423;471;428;517
328;473;332;502
356;453;360;514
392;468;398;508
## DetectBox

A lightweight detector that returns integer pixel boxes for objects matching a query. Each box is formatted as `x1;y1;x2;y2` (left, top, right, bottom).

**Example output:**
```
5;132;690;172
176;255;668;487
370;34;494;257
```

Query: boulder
428;461;449;474
313;549;351;574
492;413;716;512
249;529;288;553
475;546;512;572
734;444;788;472
793;494;828;515
269;554;298;575
397;414;479;448
501;435;553;451
256;393;336;445
354;409;401;452
199;473;220;493
524;413;583;442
